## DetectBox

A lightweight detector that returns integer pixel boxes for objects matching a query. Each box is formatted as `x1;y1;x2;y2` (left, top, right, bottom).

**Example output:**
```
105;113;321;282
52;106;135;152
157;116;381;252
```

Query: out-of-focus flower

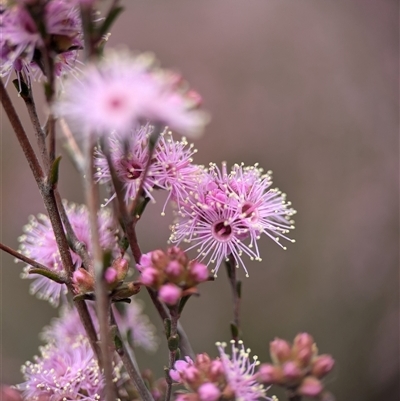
17;336;113;401
170;341;269;401
0;0;82;83
55;49;209;139
18;201;117;306
95;125;204;211
137;247;209;307
41;299;159;353
0;385;23;401
170;162;296;277
257;333;335;399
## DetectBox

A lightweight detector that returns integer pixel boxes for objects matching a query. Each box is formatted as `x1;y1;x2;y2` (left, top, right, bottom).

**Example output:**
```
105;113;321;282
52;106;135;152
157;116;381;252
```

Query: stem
110;310;154;401
226;253;241;343
84;141;116;401
165;308;179;401
288;394;302;401
1;78;101;364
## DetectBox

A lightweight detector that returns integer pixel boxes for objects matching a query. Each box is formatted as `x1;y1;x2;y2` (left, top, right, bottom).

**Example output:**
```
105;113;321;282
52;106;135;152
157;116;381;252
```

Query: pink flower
158;283;182;305
170;162;296;276
55;50;209;140
198;383;221;401
18;201;117;306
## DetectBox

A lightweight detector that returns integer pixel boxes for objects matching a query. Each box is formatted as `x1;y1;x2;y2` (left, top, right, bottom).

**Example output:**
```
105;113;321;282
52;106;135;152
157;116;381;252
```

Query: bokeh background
1;1;398;400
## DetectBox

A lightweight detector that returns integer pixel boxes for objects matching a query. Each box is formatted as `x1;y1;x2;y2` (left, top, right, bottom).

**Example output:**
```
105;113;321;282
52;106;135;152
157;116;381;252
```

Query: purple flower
170;162;296;276
54;49;209;139
217;340;268;401
1;1;82;83
18;201;117;306
17;337;109;401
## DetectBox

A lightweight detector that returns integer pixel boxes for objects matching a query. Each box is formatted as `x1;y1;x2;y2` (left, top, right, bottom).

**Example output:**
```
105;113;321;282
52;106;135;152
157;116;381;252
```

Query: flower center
241;202;258;223
213;221;233;242
120;159;142;180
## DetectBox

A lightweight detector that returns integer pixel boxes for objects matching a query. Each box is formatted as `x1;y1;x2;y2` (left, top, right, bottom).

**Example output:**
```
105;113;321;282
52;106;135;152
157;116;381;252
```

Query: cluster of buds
138;247;210;306
72;257;140;301
257;333;335;400
170;354;226;401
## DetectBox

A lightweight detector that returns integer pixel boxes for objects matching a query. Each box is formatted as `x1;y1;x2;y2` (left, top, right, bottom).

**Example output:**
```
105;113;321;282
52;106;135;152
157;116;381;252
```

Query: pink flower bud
140;267;159;287
293;332;314;350
312;354;335;378
270;338;292;364
165;260;183;277
138;253;152;271
0;386;23;401
158;283;182;305
72;268;94;293
169;369;181;382
257;364;284;385
282;361;303;381
293;333;314;366
182;366;200;384
209;360;224;381
189;261;209;283
298;376;323;397
104;267;118;285
151;249;168;268
167;246;189;266
112;257;129;281
198;383;221;401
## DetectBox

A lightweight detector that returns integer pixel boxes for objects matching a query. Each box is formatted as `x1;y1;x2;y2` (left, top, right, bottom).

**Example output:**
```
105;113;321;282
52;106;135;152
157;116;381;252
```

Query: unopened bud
312;354;335;378
293;333;314;366
0;386;23;401
298;376;323;397
112;257;129;282
198;382;221;401
189;261;209;283
140;267;159;287
257;364;284;385
158;283;182;305
270;338;292;364
151;249;169;269
72;268;94;293
112;281;141;300
282;361;303;382
167;246;189;266
104;267;118;288
165;260;184;278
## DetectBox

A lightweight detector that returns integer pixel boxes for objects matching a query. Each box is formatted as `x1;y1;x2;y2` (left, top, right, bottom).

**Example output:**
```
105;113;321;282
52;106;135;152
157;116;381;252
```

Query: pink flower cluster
55;49;209;139
18;201;118;306
95;125;202;211
0;0;82;83
258;333;335;399
170;341;268;401
138;247;209;306
170;162;296;277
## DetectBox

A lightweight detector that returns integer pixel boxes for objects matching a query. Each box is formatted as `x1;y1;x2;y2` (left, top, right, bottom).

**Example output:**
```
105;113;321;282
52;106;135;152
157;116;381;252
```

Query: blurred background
1;0;398;400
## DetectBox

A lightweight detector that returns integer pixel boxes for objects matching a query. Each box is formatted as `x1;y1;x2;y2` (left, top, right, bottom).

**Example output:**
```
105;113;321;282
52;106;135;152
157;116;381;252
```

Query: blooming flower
17;337;109;401
170;341;269;401
170;162;296;276
94;124;203;211
217;340;267;401
1;0;82;83
55;49;209;139
18;201;117;306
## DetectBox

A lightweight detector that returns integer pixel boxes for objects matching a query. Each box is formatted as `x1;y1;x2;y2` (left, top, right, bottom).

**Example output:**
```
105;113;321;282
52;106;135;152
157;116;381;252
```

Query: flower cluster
257;333;335;399
170;162;296;277
95;125;202;211
0;0;82;83
137;247;209;306
18;201;118;306
55;49;210;139
17;337;114;401
170;340;268;401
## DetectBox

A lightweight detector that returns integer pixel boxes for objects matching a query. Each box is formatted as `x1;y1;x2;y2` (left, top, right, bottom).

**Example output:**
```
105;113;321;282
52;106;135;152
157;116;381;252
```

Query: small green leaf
48;156;62;188
168;334;180;351
164;318;172;338
28;267;66;284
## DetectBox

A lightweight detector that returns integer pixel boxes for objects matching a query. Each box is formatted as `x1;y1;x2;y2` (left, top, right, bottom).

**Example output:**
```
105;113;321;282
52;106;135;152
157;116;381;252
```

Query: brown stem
110;310;154;401
288;394;302;401
226;253;241;343
1;78;101;364
84;141;116;401
165;307;179;401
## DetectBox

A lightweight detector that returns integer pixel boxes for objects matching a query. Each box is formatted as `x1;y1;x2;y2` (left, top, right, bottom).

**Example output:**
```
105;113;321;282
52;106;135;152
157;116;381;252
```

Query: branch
226;253;242;343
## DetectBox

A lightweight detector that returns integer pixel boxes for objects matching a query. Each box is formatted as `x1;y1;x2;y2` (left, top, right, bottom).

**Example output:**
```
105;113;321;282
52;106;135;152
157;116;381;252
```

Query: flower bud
165;260;184;278
140;267;159;287
293;333;314;366
158;283;182;305
182;366;201;385
282;361;303;382
198;382;221;401
151;249;169;269
104;267;118;288
270;338;292;364
112;257;129;282
257;364;284;385
189;261;209;283
209;360;224;381
72;268;94;293
298;376;323;397
0;386;23;401
312;354;335;378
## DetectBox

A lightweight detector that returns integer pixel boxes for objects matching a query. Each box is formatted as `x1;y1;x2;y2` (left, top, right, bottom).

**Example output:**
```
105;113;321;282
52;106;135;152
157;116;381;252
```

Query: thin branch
226;253;241;343
110;310;154;401
84;140;116;401
165;307;179;401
